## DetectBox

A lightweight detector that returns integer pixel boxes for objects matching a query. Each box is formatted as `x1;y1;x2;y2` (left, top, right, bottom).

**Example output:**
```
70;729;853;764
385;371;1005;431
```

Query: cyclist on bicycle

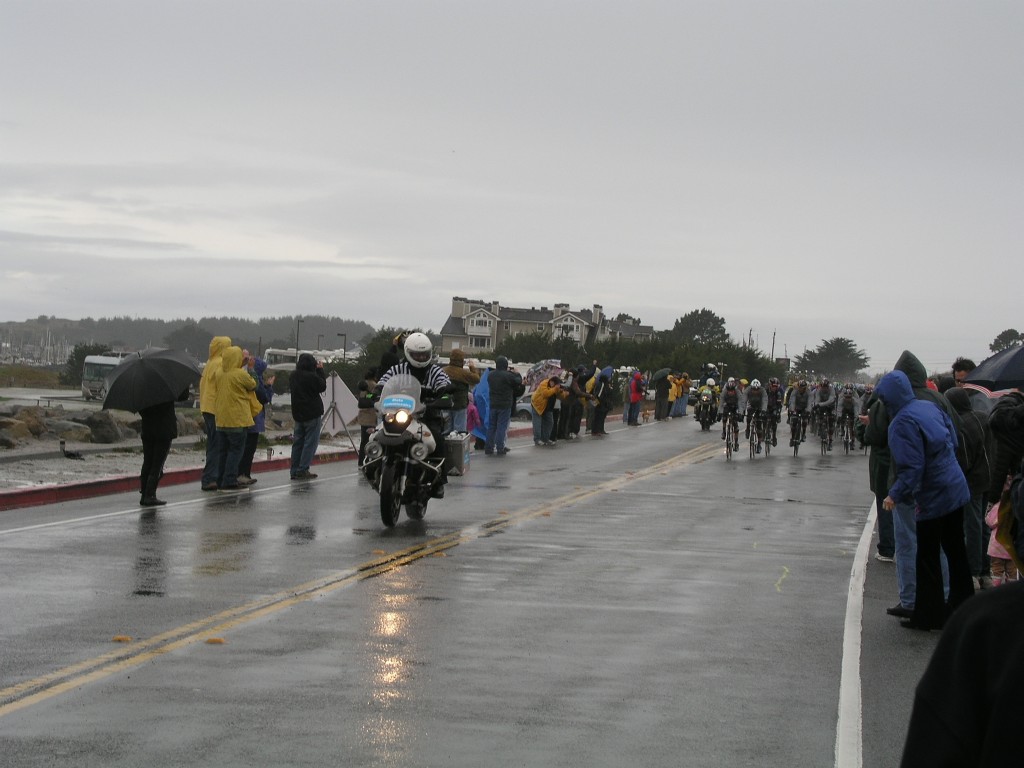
764;377;785;447
744;379;767;439
719;377;743;449
811;377;836;450
838;385;859;443
787;379;812;446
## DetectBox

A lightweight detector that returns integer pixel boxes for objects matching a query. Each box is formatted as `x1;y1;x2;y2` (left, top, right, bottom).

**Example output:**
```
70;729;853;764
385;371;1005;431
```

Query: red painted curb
0;426;533;513
0;451;356;512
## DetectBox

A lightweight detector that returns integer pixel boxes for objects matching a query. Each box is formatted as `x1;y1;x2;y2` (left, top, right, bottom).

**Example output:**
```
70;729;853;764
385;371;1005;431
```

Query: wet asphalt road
0;416;937;767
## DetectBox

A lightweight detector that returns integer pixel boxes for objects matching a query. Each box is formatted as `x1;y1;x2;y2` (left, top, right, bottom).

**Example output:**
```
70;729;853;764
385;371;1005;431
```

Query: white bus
81;354;128;400
263;347;347;372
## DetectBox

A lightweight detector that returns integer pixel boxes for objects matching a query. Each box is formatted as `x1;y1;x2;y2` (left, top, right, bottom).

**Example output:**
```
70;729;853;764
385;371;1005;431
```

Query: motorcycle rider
744;379;768;442
812;377;837;450
694;377;719;423
765;377;785;447
788;379;813;446
719;377;743;449
374;332;453;498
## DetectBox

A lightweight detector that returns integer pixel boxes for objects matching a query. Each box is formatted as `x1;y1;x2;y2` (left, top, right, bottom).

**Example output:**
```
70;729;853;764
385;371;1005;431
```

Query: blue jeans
216;429;246;487
894;501;948;608
201;412;221;486
627;401;641;424
450;408;468;433
485;407;511;453
532;409;554;443
291;415;322;475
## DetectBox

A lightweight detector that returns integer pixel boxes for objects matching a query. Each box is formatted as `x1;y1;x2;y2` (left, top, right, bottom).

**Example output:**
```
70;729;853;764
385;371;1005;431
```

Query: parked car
515;392;534;421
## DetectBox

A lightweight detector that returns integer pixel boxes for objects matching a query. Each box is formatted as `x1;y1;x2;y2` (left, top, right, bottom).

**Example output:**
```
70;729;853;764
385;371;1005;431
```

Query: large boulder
12;406;48;437
0;417;33;445
85;411;125;444
46;420;93;442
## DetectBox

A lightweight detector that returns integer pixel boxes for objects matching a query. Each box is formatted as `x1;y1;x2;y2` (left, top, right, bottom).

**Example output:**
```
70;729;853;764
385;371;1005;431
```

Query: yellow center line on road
0;442;717;718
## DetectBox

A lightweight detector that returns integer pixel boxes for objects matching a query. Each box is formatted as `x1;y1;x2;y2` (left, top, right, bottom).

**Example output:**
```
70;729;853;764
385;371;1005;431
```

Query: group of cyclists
692;364;869;457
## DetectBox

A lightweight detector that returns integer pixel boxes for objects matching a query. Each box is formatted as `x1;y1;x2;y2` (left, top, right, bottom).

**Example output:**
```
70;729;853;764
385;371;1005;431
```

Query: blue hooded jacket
876;370;969;520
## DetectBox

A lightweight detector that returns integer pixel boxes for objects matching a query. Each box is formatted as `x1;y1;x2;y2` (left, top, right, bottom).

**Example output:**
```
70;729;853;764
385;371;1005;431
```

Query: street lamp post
337;333;347;364
295;317;304;362
317;334;324;350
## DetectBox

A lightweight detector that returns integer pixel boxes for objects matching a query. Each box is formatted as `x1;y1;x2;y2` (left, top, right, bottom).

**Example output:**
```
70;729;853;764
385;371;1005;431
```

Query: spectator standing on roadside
138;386;190;506
627;371;645;426
653;373;672;421
669;372;691;418
951;356;977;387
531;375;565;446
199;335;231;491
484;356;523;456
590;368;613;436
213;346;258;490
237;355;275;486
290;352;327;480
946;386;995;588
877;369;973;631
861;388;896;565
355;368;378;468
442;349;480;434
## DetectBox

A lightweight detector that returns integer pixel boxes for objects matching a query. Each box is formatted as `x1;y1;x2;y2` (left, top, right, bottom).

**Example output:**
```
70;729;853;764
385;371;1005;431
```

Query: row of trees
60;309;876;392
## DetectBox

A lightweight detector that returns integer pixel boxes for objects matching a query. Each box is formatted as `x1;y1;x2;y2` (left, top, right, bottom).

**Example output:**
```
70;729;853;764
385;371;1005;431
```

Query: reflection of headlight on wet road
376;610;405;637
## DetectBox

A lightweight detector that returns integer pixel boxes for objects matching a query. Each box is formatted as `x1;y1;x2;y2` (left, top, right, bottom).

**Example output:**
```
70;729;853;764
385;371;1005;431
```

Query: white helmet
403;332;434;368
705;378;716;387
727;377;736;386
751;378;762;389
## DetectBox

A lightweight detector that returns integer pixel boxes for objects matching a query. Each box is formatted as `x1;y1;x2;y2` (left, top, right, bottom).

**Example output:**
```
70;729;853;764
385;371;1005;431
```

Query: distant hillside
0;315;377;360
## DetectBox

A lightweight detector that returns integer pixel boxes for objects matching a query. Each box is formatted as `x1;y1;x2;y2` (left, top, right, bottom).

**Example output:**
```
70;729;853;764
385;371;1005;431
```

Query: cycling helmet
740;378;748;386
750;379;762;389
403;332;434;368
705;378;715;388
798;379;808;389
768;377;780;387
727;377;736;386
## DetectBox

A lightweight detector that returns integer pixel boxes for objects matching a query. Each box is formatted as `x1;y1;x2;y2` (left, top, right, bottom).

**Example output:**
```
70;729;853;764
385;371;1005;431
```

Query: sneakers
535;440;544;447
237;475;258;486
498;447;510;454
291;470;318;480
544;440;556;446
874;552;895;563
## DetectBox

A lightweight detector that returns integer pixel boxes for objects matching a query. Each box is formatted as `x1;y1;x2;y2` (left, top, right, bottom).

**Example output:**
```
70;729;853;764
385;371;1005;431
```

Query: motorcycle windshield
378;373;422;414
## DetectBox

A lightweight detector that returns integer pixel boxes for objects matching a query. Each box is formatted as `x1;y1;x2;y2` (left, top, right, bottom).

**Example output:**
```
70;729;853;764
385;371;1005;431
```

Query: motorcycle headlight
410;443;430;461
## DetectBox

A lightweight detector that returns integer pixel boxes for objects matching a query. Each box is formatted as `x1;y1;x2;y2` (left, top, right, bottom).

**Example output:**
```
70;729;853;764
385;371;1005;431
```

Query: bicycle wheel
820;421;828;455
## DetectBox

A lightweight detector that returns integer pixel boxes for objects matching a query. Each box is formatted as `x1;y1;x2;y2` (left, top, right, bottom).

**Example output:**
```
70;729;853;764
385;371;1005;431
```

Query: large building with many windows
439;297;655;354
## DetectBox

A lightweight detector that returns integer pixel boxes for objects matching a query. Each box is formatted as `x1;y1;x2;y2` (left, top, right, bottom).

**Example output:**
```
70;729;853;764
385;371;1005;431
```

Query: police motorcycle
361;373;453;527
695;378;718;432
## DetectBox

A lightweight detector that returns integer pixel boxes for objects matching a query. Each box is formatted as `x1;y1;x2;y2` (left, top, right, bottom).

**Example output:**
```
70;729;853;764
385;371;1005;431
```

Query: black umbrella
102;348;202;413
963;346;1024;391
651;368;672;383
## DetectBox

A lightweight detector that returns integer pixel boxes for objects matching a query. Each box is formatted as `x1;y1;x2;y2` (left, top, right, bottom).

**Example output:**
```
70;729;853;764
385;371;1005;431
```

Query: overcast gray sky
2;1;1020;374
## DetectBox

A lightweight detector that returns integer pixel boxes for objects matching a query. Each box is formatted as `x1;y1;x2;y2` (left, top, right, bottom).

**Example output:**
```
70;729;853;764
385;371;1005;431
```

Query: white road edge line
834;502;876;768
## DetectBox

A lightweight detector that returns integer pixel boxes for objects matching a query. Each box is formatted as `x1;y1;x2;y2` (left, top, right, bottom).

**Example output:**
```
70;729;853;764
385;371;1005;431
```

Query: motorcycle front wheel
379;463;403;527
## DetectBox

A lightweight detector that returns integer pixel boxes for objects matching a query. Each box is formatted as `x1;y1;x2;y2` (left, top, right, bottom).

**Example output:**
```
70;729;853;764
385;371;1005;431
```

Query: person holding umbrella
138;388;190;506
101;347;203;506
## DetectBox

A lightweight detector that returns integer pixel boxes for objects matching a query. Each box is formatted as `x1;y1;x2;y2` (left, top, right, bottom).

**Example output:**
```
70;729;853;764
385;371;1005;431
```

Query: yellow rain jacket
531;379;565;416
199;336;232;414
214;346;258;429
